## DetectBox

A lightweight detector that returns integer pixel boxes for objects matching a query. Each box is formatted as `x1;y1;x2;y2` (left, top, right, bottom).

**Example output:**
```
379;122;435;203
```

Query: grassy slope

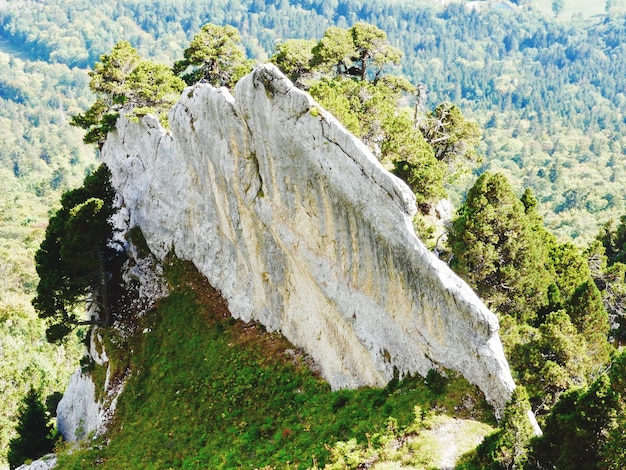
56;258;495;469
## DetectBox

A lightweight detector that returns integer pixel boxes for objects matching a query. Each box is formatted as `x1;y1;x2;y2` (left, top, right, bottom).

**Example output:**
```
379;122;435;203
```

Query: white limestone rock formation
56;368;102;442
102;64;516;412
15;454;57;470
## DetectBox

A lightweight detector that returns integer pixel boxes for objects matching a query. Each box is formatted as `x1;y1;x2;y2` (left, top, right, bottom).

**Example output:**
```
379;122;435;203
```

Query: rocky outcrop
56;231;167;442
56;368;102;442
15;454;57;470
102;64;516;412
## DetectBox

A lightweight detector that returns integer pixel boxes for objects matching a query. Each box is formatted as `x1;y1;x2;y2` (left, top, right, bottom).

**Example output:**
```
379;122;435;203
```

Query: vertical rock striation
102;64;515;412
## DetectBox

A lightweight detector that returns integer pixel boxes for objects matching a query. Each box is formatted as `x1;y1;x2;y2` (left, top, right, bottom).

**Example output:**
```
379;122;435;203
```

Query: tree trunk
96;246;113;326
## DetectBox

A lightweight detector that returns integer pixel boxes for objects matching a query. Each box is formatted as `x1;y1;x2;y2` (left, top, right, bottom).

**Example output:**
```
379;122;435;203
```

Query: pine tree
601;350;626;468
473;387;535;469
529;374;619;469
173;23;251;87
270;39;317;83
33;164;122;343
7;388;54;469
509;311;592;408
566;280;612;367
449;172;552;322
72;42;184;145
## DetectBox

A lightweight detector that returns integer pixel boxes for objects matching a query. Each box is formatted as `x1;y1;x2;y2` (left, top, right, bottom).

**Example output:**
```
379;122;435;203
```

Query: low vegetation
56;257;494;469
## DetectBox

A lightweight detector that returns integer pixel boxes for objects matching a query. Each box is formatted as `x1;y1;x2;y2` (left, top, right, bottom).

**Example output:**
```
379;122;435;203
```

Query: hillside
2;1;626;468
55;255;496;468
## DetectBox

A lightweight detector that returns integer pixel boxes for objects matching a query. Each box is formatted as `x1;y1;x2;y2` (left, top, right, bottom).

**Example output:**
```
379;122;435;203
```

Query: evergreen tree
529;373;619;469
270;39;317;83
125;61;185;113
33;164;122;343
173;23;251;87
601;350;626;468
449;172;552;322
419;102;482;167
596;215;626;266
597;262;626;344
309;23;402;83
509;311;592;409
591;222;626;345
566;280;612;366
308;75;445;206
71;41;141;145
7;388;54;469
270;24;481;210
310;26;355;76
550;242;592;302
72;42;184;145
473;386;535;469
348;22;403;82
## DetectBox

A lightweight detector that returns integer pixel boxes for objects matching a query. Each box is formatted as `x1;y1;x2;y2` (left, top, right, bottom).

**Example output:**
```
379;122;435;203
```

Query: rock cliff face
56;235;168;442
102;65;515;411
56;368;102;442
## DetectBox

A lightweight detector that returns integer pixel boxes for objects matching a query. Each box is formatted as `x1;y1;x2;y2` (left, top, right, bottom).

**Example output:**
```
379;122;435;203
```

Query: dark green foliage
597;262;626;344
451;172;614;415
566;281;612;364
270;38;317;83
173;23;251;87
471;387;535;470
70;99;120;146
33;164;121;342
287;24;455;208
7;388;54;469
88;41;142;105
589;223;626;344
449;172;552;322
70;42;141;145
308;75;446;206
269;23;481;208
508;311;591;409
529;374;620;470
345;22;403;82
419;102;482;166
310;26;355;76
516;349;626;470
550;242;592;301
309;23;402;82
598;216;626;266
125;61;186;109
424;368;447;396
601;351;626;468
44;392;63;418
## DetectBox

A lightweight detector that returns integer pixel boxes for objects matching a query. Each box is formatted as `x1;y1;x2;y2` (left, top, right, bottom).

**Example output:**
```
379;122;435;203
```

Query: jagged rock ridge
102;64;515;411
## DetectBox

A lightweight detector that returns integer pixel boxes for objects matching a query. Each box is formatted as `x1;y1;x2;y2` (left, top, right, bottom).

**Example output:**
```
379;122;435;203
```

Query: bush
425;369;448;396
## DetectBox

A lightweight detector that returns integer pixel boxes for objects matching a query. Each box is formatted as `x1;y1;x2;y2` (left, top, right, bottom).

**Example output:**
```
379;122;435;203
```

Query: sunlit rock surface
15;454;57;470
102;64;516;412
56;369;102;442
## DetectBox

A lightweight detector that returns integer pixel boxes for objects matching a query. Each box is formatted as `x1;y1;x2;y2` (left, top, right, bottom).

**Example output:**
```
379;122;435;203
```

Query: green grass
56;258;494;469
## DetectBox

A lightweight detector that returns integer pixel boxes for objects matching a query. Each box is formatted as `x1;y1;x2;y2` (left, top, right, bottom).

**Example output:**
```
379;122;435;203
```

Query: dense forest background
2;0;626;467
